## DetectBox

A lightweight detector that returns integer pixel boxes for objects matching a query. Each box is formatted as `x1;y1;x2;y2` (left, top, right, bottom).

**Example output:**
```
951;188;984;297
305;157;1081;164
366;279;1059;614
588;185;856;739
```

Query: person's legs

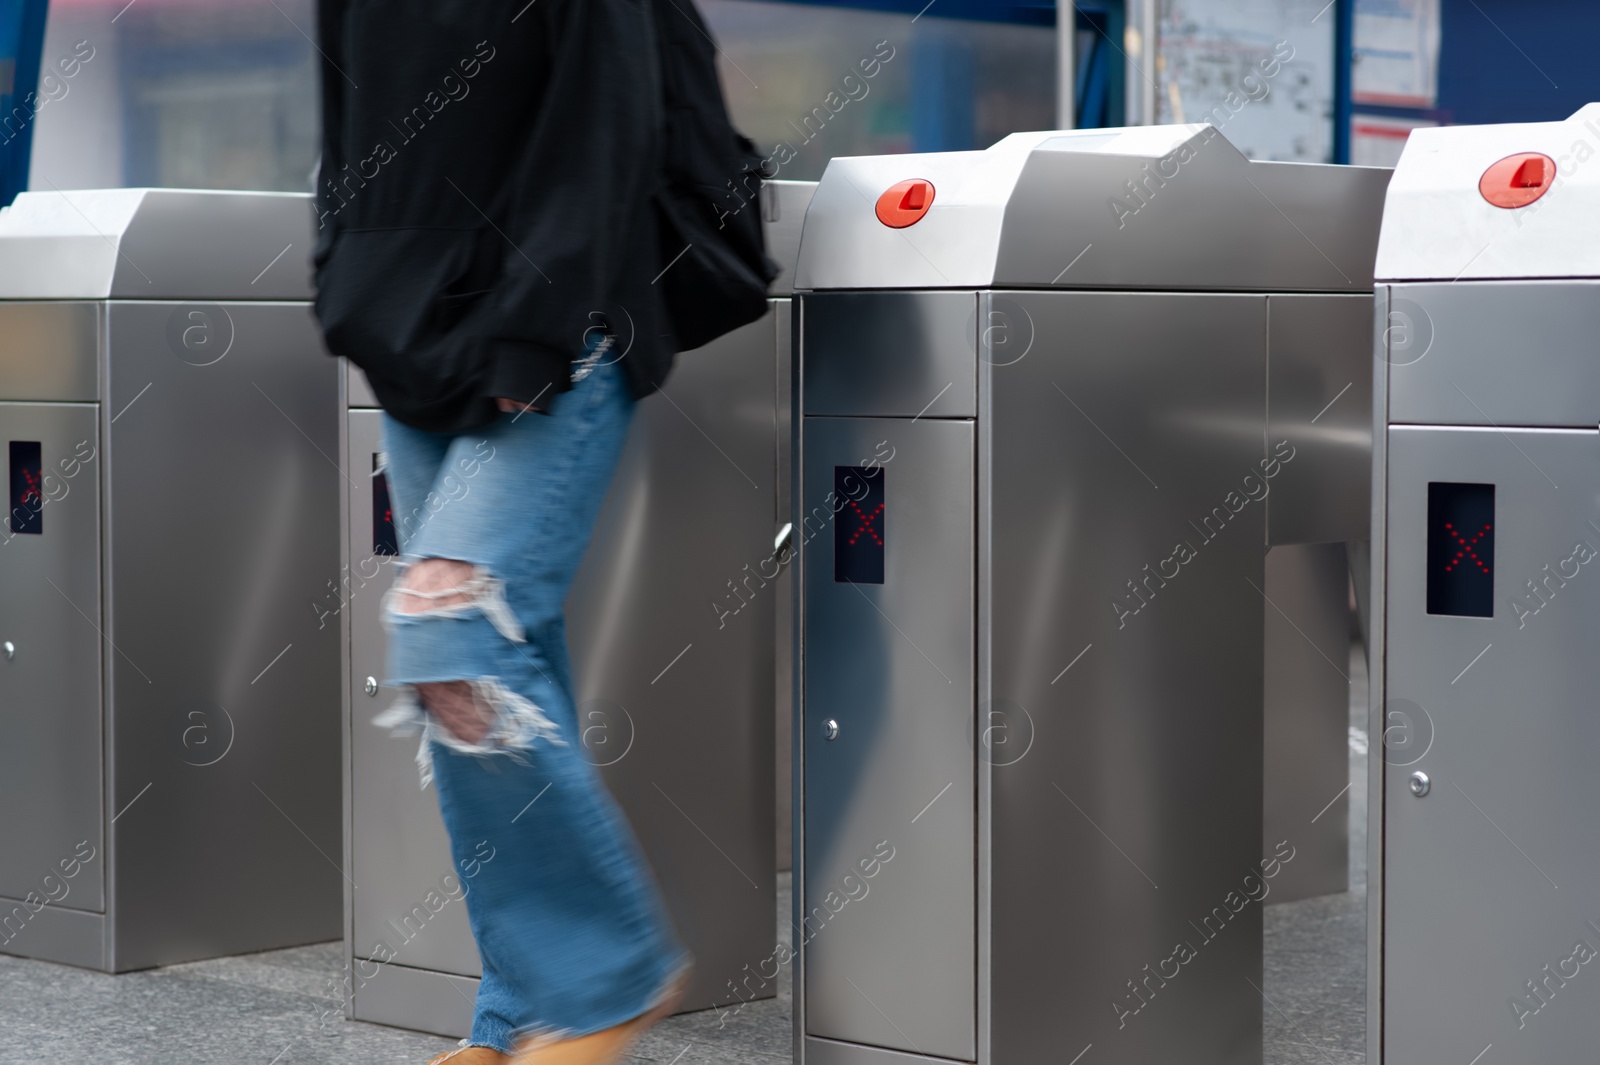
380;363;686;1054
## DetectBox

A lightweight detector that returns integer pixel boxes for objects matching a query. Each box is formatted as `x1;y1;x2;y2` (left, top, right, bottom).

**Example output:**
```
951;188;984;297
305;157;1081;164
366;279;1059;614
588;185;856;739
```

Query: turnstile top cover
765;180;816;298
1377;103;1600;283
0;189;313;301
793;125;1390;294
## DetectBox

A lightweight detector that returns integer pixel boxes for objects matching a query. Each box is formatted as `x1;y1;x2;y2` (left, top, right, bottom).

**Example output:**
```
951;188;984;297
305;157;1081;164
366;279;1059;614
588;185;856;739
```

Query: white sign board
1352;0;1441;108
1156;0;1337;163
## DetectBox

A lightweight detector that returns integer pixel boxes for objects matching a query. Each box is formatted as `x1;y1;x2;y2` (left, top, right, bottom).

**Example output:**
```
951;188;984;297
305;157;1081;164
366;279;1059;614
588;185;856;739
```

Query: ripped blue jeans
377;361;687;1051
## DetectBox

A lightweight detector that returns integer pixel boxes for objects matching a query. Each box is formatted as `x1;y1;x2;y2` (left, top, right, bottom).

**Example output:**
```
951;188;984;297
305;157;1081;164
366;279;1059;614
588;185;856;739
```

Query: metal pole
1144;0;1159;125
1056;1;1076;130
1126;0;1158;126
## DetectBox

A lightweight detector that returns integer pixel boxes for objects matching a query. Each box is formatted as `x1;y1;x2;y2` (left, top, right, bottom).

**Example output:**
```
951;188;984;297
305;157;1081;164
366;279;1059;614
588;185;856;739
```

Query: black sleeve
464;0;663;406
312;0;349;273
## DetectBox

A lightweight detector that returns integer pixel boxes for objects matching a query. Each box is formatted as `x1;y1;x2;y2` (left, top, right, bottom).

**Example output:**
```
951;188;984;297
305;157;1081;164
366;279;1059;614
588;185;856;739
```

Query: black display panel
8;441;42;535
1427;482;1494;617
372;455;398;556
835;465;884;584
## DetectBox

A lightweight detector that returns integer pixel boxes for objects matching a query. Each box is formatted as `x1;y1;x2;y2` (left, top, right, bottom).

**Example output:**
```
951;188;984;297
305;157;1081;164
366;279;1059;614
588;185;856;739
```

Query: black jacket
313;0;670;432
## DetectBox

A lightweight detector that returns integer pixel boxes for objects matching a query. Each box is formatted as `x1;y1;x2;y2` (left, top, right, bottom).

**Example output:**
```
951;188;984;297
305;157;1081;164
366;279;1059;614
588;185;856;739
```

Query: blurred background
0;0;1596;202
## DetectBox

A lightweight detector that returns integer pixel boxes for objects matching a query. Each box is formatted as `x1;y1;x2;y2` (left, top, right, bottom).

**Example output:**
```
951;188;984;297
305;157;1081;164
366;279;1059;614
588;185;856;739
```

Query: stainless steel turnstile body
792;127;1388;1065
0;190;340;971
1371;104;1600;1065
340;181;814;1036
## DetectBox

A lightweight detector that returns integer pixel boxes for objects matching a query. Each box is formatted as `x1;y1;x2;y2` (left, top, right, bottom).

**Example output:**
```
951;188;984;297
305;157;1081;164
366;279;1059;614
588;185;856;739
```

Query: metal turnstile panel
0;403;104;911
0;303;101;403
802;292;977;420
987;291;1266;1065
776;301;795;871
1266;294;1374;546
1387;282;1600;429
1385;426;1600;1064
346;409;480;981
103;301;341;969
801;416;975;1061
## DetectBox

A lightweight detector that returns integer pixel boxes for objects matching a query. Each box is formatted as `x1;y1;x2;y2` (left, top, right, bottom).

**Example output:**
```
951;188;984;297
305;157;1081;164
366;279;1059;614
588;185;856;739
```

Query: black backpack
651;0;779;352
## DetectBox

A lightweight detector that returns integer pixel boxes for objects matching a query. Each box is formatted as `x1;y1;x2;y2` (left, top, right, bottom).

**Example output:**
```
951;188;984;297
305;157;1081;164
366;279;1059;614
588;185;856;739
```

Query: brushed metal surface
1366;285;1389;1065
1267;295;1374;546
974;303;995;1065
351;960;478;1039
1388;282;1600;429
1263;543;1350;904
801;416;975;1061
776;300;795;872
339;380;353;1012
1376;104;1600;283
0;189;314;300
804;1035;959;1065
1347;539;1371;655
801;292;976;419
569;311;778;1014
1384;426;1600;1064
104;301;341;970
767;181;817;298
987;291;1265;1065
794;125;1388;293
0;403;104;912
0;894;105;969
791;300;807;1065
346;410;478;979
0;303;101;402
345;361;379;410
995;146;1387;295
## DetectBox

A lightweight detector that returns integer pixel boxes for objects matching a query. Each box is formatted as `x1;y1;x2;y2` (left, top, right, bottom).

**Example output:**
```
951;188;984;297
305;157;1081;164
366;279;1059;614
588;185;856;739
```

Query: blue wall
1347;0;1600;152
1434;0;1600;125
0;0;48;207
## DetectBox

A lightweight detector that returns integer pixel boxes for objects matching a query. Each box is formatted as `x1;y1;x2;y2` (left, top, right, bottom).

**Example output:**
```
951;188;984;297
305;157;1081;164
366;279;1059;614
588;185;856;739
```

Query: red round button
875;179;936;228
1479;152;1556;209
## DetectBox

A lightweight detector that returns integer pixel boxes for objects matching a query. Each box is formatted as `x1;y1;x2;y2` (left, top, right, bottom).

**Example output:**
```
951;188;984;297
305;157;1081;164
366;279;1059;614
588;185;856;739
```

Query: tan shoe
510;964;693;1065
427;1046;509;1065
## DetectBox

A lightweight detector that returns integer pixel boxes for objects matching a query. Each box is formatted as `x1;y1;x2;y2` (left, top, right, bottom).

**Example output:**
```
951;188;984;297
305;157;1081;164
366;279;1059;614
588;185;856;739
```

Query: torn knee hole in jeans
385;560;526;643
374;677;565;789
377;561;559;788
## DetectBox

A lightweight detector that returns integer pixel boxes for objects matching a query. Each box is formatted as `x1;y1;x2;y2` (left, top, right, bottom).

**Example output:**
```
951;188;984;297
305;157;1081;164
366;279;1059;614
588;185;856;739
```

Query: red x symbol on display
1443;521;1491;574
19;467;41;508
846;500;883;547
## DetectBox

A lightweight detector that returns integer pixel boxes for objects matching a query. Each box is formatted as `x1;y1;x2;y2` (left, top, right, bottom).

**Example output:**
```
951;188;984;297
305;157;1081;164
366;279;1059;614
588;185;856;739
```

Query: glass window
703;0;1057;181
30;0;319;192
27;0;1061;191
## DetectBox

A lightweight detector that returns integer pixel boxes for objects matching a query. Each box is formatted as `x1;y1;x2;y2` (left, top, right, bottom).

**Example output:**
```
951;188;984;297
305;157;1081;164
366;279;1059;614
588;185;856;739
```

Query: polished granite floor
0;647;1369;1064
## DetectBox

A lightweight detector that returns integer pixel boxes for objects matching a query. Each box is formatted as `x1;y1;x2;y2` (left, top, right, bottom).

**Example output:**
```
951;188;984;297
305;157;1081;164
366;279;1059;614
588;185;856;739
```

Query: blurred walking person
310;1;714;1062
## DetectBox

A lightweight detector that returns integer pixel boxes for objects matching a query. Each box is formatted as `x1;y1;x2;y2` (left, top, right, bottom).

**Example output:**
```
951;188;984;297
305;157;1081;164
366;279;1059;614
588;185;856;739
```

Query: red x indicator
846;500;884;546
19;466;41;508
1442;521;1492;574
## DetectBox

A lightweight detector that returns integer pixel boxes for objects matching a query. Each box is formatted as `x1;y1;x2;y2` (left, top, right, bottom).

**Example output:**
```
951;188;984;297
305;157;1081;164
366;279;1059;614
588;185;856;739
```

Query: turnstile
1372;104;1600;1065
791;127;1387;1065
0;190;340;971
340;181;815;1036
